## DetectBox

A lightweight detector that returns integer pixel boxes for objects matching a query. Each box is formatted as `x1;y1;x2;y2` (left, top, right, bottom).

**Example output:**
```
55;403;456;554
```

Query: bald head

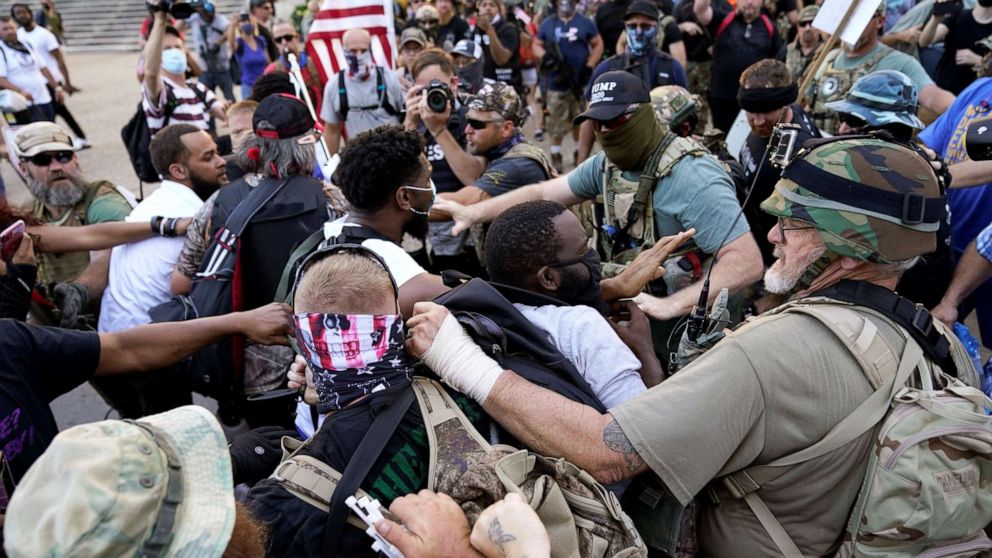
343;29;371;52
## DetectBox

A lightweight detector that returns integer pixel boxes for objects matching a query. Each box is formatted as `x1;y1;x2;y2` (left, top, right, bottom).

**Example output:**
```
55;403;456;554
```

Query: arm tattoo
603;418;645;473
488;517;516;557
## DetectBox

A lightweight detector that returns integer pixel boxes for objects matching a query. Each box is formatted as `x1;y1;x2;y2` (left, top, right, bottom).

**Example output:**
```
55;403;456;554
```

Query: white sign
812;0;883;48
726;110;751;162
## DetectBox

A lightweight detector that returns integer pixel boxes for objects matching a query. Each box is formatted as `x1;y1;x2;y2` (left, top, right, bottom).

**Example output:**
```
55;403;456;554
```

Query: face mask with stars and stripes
294;313;413;413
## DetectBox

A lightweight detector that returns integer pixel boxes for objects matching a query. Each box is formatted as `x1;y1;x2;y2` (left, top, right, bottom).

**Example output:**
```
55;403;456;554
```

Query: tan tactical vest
597;133;707;278
809;46;890;135
31;180;122;287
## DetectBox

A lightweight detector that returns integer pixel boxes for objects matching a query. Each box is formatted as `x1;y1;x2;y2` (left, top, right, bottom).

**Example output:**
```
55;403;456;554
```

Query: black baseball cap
574;71;650;124
623;0;658;21
253;94;315;139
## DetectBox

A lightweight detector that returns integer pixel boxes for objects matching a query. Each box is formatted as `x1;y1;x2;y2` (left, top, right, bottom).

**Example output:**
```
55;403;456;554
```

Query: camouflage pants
686;60;712;130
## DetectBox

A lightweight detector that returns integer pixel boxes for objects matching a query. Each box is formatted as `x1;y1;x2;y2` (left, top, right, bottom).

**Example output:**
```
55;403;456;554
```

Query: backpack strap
759;14;774;38
713;10;736;41
720;307;927;558
337;70;349;120
320;387;416;556
273;227;325;305
376;67;400;118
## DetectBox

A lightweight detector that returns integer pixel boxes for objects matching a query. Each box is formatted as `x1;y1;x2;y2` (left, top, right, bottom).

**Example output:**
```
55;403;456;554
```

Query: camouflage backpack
272;378;647;558
719;298;992;557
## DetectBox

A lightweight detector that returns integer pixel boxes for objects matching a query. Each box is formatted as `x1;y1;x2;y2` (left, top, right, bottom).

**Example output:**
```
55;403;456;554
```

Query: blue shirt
978;222;992;264
919;78;992;254
537;14;599;92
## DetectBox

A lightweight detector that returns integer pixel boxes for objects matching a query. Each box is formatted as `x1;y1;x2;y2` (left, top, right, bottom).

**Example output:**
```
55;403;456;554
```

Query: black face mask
549;248;606;313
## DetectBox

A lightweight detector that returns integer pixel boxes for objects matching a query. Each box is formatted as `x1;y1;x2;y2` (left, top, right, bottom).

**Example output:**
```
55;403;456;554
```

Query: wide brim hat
4;405;235;557
824;98;924;130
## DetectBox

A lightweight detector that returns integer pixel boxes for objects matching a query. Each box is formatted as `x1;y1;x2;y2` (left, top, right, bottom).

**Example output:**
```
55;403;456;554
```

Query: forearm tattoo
603;418;645;472
488;517;516;557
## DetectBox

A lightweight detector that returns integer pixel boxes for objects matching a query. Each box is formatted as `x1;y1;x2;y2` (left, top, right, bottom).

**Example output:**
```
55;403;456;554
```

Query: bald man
320;28;405;153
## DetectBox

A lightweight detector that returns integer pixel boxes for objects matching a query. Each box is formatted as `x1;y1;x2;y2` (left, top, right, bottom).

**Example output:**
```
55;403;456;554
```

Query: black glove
53;281;89;328
229;425;299;486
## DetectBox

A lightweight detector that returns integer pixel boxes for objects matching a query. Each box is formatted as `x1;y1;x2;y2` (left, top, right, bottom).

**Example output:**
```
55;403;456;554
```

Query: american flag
305;0;397;83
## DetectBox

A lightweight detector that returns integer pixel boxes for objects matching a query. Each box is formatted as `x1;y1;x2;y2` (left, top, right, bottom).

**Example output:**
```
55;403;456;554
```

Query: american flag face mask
293;312;413;413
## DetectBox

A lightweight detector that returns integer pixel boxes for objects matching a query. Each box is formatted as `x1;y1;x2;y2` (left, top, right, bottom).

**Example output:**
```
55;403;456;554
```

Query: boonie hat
3;405;235;558
798;5;818;23
400;27;428;48
825;70;924;130
574;71;650;124
467;80;526;125
253;93;316;139
624;0;659;21
416;4;440;21
14;121;74;157
452;39;483;60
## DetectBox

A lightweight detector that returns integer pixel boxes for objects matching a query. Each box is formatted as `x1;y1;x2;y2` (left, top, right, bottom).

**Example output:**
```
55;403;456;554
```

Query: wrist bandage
421;313;504;403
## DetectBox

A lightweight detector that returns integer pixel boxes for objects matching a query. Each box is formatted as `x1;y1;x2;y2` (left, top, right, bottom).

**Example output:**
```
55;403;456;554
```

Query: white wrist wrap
421;313;504;403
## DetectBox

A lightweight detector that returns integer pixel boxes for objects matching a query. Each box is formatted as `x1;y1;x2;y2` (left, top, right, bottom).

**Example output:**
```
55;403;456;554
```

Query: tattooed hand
470;493;551;558
375;490;484;558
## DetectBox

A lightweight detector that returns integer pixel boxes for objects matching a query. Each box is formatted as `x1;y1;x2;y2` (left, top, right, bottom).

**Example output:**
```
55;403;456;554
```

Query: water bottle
984;358;992;398
953;323;990;398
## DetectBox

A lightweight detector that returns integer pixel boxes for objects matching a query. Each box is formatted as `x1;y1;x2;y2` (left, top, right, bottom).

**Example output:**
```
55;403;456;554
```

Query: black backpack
122;82;209;184
148;176;292;416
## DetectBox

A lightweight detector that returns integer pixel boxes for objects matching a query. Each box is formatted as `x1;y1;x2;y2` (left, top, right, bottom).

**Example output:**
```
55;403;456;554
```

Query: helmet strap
792;249;841;294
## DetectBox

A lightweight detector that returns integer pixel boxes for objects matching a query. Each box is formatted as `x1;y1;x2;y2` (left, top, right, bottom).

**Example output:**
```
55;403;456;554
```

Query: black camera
147;0;195;20
425;80;453;113
932;0;962;17
966;116;992;161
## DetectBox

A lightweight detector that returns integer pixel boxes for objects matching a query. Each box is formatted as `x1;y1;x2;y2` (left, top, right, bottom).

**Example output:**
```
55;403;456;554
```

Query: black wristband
163;218;178;238
151;216;163;235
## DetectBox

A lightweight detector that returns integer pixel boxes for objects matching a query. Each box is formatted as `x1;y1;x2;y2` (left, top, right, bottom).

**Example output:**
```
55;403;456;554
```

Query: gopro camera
966;116;992;161
769;123;802;169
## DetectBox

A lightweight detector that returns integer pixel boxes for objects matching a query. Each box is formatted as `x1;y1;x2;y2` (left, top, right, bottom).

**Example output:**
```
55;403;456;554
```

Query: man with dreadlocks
207;93;330;427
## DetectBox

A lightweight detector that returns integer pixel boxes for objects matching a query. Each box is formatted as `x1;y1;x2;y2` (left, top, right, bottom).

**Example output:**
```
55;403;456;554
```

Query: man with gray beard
206;93;329;428
15;122;133;329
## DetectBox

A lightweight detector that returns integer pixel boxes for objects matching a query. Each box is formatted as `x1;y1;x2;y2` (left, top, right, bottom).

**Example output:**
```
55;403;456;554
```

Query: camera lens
427;90;447;113
170;1;195;19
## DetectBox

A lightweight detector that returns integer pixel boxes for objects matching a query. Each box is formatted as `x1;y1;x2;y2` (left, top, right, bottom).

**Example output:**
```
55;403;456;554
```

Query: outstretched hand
602;229;695;301
432;198;475;236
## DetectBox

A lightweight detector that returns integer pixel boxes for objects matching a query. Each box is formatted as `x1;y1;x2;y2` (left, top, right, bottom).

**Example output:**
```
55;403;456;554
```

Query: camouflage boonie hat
760;137;945;264
4;406;235;558
649;85;700;133
978;36;992;78
467;80;525;125
798;4;818;23
825;70;924;130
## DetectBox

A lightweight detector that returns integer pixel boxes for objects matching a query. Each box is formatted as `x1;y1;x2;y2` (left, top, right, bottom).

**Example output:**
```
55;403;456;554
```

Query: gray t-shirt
514;303;646;409
320;68;405;137
832;42;934;89
567;152;749;255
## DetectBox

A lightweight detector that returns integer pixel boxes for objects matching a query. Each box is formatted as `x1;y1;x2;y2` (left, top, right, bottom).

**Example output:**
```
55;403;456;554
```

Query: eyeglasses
274;34;297;43
417;18;439;25
466;118;502;130
28;150;73;166
777;217;816;243
624;23;657;32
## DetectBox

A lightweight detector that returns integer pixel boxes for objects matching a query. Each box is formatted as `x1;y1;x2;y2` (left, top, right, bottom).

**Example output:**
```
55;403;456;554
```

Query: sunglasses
274;34;297;43
29;150;73;166
467;118;502;130
837;112;867;128
418;18;439;25
798;21;814;27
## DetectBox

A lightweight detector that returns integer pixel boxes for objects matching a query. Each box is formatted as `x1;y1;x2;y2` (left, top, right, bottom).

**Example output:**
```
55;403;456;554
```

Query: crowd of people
1;0;992;556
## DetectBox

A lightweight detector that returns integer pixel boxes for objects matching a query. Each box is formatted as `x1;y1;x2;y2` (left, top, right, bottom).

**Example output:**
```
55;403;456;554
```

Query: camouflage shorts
545;90;585;138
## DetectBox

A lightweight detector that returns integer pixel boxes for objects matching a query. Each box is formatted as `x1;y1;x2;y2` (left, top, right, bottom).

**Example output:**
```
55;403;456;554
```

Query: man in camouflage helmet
410;136;977;557
783;5;824;83
649;84;702;137
805;3;955;135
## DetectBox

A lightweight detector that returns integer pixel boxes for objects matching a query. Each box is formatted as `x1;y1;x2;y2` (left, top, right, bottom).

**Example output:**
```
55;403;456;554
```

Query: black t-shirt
675;0;730;62
471;18;521;90
738;104;819;265
247;386;490;557
424;103;470;194
709;7;783;99
936;9;992;95
0;320;100;508
437;16;470;50
660;19;683;53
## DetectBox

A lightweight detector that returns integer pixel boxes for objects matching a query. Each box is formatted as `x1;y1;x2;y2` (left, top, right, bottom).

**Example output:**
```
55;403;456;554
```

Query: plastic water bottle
953;322;984;374
984;358;992;398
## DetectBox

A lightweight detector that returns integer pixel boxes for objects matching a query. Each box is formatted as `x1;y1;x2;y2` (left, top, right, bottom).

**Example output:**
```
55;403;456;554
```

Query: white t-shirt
98;180;204;333
17;25;61;83
295;217;428;436
514;303;646;409
0;41;50;105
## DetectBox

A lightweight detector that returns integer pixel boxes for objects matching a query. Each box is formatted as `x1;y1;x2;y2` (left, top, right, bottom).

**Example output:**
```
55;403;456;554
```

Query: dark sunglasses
29;150;73;166
418;18;439;25
467;118;502;130
798;20;813;27
837;112;867;128
274;34;297;43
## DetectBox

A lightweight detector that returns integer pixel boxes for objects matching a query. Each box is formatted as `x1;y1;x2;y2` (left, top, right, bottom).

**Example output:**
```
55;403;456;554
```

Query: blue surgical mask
626;25;657;58
161;48;188;75
241;23;255;34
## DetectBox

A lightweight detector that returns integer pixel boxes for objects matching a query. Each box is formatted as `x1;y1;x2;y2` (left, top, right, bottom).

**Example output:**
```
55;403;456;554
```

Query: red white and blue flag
305;0;397;83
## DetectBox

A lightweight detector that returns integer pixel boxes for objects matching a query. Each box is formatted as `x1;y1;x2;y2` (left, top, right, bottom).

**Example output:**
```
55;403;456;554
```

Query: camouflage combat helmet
649;85;700;133
467;80;526;125
824;70;924;130
760;137;946;264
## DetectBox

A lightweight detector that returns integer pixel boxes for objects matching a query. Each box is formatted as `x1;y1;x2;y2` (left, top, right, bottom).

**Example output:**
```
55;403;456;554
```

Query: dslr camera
424;80;454;113
147;0;195;19
967;116;992;161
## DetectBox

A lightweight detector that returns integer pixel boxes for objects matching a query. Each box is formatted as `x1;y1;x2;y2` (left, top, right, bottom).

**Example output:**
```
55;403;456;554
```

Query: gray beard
26;172;89;209
763;244;826;294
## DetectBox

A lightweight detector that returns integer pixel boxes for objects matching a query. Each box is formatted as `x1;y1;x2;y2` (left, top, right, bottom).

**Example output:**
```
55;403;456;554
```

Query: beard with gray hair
25;166;90;209
257;135;317;178
764;243;828;294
